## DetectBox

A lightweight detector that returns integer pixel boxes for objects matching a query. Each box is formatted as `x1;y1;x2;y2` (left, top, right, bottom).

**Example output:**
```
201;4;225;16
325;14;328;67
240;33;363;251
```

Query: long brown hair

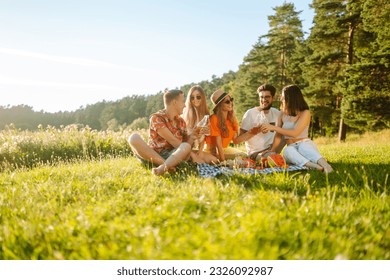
182;85;210;129
213;96;238;138
282;85;309;116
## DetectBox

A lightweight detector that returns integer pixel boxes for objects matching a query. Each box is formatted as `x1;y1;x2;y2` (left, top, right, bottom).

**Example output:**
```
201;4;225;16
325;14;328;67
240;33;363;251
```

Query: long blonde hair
182;85;210;129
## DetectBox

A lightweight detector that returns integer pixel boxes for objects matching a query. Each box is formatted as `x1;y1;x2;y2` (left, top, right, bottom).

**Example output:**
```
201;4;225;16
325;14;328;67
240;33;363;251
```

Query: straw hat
210;89;229;110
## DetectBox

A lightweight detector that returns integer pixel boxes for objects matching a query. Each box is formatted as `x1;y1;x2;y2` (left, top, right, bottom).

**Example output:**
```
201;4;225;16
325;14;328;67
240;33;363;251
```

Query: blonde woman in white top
182;85;217;164
263;85;333;173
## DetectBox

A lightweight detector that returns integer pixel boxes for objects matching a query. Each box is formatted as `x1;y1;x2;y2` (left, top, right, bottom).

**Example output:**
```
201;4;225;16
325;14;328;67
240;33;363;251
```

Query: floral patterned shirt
148;109;188;153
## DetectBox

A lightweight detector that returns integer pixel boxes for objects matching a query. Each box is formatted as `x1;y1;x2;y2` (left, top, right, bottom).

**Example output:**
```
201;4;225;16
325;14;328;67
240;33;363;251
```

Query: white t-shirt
240;107;280;156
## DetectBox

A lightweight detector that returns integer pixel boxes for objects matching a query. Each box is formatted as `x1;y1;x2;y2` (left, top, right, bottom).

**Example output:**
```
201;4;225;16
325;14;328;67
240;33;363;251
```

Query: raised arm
234;128;261;144
264;110;310;138
234;110;261;144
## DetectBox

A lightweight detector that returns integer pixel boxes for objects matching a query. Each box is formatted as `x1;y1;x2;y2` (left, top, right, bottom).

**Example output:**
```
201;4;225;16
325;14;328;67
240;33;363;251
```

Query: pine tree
303;0;367;139
265;3;305;89
234;41;273;118
340;0;390;130
233;3;305;118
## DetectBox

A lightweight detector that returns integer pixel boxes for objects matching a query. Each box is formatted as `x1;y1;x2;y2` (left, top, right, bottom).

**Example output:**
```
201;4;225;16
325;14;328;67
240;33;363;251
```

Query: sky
0;0;314;113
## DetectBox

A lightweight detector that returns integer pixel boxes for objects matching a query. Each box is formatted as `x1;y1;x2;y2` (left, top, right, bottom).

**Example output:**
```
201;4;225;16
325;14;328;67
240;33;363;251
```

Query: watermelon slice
267;154;288;168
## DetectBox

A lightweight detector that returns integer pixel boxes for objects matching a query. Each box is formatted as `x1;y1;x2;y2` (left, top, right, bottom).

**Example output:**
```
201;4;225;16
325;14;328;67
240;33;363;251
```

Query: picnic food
267;154;288;168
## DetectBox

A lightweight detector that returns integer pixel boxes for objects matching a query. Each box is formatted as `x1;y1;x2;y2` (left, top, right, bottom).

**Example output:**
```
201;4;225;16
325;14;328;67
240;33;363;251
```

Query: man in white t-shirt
235;84;282;161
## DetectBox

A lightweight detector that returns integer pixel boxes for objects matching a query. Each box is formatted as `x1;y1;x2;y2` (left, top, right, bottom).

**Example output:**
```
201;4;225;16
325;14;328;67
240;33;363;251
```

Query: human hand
261;124;272;133
190;127;200;139
199;126;210;136
249;125;262;135
190;152;205;164
186;130;198;146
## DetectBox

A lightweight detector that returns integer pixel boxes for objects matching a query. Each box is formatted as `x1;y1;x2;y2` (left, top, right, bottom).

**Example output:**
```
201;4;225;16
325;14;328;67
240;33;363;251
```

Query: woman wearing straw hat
205;89;246;162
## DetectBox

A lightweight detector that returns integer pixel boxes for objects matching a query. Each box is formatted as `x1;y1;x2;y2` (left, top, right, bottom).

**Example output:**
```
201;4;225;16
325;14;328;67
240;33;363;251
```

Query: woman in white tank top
262;85;333;173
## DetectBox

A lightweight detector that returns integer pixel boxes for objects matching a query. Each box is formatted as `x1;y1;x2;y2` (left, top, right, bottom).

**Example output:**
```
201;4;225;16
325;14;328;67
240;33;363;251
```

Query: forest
1;0;389;139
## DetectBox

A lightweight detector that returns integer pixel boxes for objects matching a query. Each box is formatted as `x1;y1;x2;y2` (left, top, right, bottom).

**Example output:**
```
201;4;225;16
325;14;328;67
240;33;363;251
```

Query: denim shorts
159;149;177;160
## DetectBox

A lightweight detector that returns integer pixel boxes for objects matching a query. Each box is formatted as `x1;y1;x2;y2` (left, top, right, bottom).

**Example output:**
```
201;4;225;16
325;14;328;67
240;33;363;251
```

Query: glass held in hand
256;112;269;126
255;112;269;134
196;115;210;136
249;126;261;135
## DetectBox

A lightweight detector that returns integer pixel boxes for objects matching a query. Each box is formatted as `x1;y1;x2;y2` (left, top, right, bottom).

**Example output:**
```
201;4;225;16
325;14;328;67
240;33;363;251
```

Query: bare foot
317;158;333;174
152;165;166;176
168;167;176;173
322;164;333;174
304;161;324;171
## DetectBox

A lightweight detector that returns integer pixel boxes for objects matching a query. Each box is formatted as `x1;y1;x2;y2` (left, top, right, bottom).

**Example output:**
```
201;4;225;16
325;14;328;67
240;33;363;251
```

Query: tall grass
0;125;140;170
0;129;389;260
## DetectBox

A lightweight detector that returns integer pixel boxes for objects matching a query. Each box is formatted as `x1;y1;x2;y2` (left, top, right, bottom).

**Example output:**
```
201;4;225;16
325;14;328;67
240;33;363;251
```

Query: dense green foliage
1;1;389;135
0;130;389;259
303;0;349;135
234;3;306;120
305;0;389;134
340;0;390;130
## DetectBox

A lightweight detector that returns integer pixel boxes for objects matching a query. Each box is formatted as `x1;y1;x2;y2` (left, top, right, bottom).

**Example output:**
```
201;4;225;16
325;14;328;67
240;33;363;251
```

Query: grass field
0;129;389;260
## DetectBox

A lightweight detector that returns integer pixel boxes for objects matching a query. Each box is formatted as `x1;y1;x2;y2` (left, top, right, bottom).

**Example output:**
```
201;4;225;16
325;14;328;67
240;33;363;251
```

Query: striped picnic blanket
197;163;307;178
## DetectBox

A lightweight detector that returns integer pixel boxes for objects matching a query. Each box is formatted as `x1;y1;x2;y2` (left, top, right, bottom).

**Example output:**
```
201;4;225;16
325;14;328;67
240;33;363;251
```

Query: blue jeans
283;139;322;166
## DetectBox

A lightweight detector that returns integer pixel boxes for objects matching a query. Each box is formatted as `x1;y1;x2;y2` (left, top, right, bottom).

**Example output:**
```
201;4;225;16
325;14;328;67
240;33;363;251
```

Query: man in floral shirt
128;89;200;175
148;108;188;154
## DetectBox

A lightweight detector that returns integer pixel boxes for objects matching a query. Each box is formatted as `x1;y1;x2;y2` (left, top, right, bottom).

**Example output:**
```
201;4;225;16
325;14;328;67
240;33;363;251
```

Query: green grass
0;125;135;170
0;130;389;260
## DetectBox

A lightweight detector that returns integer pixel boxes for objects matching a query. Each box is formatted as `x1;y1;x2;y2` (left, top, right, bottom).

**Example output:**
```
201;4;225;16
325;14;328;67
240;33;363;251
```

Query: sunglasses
224;98;234;104
190;95;202;101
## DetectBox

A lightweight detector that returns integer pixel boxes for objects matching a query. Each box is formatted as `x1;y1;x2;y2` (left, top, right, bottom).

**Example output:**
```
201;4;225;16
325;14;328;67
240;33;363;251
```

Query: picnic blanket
197;163;307;178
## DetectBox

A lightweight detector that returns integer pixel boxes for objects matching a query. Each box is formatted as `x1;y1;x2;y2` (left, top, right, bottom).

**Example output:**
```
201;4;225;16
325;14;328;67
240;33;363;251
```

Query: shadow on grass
139;158;388;195
207;162;390;198
212;161;388;196
325;161;388;193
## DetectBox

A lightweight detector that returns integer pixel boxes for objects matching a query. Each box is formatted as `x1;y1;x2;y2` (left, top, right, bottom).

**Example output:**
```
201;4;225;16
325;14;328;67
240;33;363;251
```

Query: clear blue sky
0;0;314;112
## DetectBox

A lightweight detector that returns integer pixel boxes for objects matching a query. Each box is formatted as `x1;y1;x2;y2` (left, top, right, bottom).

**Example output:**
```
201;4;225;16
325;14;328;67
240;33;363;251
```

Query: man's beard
260;104;272;110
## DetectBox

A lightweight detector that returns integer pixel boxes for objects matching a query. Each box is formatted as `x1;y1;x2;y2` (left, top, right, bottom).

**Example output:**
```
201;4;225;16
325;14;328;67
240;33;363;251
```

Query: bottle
196;115;210;136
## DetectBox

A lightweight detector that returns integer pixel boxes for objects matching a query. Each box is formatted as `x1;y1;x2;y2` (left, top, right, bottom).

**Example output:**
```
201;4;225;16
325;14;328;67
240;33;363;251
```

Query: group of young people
128;83;333;176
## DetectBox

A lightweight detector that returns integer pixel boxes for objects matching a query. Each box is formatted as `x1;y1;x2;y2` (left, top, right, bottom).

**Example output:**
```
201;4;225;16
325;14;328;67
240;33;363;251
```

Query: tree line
0;71;236;131
1;0;389;138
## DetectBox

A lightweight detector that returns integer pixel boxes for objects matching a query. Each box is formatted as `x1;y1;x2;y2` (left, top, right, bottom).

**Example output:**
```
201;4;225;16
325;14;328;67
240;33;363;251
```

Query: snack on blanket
241;158;256;168
267;154;288;168
219;159;235;168
219;157;257;168
234;157;245;167
219;156;286;169
233;157;255;168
